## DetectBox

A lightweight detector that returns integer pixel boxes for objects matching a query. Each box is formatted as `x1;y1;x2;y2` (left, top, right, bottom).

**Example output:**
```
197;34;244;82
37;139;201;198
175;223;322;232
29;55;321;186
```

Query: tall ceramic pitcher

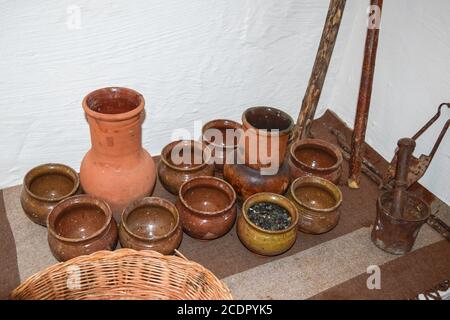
80;87;156;222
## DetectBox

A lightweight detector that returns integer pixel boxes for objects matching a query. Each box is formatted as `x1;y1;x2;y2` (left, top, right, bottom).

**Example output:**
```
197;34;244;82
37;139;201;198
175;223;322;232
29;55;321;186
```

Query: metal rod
348;0;383;188
294;0;346;141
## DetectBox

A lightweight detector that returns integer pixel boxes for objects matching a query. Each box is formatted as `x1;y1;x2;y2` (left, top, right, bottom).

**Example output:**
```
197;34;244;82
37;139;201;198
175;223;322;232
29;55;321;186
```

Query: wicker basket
11;249;232;300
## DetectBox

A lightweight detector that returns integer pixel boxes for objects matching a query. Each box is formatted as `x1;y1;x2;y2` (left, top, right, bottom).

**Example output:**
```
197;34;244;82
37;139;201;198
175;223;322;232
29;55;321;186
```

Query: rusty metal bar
294;0;346;141
348;0;383;189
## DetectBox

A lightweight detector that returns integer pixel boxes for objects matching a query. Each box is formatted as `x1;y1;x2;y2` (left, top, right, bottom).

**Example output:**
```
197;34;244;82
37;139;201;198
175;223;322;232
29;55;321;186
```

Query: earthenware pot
176;176;237;240
47;195;118;262
371;191;430;255
223;161;290;202
80;87;157;222
119;197;182;255
237;192;298;256
239;106;294;170
158;140;214;195
201;119;242;172
20;163;81;226
288;138;343;184
288;176;342;234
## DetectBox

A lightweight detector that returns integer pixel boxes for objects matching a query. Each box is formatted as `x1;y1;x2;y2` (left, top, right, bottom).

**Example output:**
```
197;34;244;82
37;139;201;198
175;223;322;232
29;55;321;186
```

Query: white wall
0;1;448;203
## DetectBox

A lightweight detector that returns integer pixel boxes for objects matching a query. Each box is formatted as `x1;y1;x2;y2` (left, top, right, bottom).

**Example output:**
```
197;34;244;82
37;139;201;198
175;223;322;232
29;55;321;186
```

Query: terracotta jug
80;87;156;222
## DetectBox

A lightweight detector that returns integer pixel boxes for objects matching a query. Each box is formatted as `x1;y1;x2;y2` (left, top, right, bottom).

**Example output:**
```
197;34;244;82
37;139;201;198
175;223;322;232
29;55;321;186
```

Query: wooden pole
348;0;383;188
293;0;347;141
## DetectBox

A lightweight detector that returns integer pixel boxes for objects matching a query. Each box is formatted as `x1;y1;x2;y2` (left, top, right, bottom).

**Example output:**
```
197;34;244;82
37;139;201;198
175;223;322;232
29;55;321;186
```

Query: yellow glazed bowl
237;192;299;256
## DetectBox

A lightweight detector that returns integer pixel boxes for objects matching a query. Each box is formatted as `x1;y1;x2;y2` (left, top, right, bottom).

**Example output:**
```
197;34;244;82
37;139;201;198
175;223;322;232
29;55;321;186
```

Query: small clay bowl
201;119;242;172
20;163;81;226
239;106;294;169
47;195;118;262
119;197;182;254
288;176;342;234
237;192;298;256
288;138;343;184
158;140;214;195
176;176;237;240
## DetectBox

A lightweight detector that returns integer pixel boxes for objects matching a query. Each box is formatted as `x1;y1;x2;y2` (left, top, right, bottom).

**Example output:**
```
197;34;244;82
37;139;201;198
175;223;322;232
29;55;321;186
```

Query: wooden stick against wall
293;0;346;141
348;0;383;189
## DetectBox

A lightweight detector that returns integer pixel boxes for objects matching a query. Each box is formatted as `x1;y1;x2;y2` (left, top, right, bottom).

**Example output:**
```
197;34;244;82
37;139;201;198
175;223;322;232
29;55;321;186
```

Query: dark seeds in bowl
247;202;291;231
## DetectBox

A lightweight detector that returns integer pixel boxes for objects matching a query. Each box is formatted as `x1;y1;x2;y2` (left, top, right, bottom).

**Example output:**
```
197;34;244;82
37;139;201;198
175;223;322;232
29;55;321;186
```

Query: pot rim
377;190;430;222
23;163;80;203
201;119;242;149
120;197;180;241
178;176;236;216
82;87;145;122
242;192;299;234
47;194;113;243
290;176;343;213
290;138;343;172
242;106;294;136
160;140;212;172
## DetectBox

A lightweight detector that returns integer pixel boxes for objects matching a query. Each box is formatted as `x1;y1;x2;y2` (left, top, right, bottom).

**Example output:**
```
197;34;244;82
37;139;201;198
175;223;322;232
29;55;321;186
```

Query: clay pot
288;176;342;234
239;106;294;170
158;140;214;195
47;195;118;262
371;191;430;255
119;197;182;255
237;192;298;256
223;161;290;202
201;119;242;172
80;87;157;222
20;163;81;226
176;176;237;240
288;138;343;184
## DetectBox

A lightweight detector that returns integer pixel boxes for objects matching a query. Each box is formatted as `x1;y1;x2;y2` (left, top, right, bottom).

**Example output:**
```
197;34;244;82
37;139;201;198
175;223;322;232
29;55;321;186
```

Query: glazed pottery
371;191;430;255
288;138;343;184
47;195;118;262
239;106;294;170
21;163;81;226
201;119;241;172
176;176;237;240
80;87;157;222
119;197;182;254
237;192;298;256
223;161;290;201
288;176;342;234
158;140;214;195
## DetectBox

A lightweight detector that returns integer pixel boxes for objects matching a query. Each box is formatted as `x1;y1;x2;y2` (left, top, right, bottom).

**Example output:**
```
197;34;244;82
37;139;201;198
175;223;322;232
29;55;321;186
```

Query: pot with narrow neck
80;87;157;222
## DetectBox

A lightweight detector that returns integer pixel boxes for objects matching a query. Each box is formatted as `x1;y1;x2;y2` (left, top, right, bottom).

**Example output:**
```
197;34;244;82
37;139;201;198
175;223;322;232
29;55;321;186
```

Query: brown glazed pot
288;138;343;184
119;197;182;255
80;87;157;222
201;119;242;172
288;176;342;234
223;161;290;202
371;191;430;255
239;106;294;170
176;176;237;240
237;192;298;256
47;195;118;262
158;140;214;195
20;163;81;226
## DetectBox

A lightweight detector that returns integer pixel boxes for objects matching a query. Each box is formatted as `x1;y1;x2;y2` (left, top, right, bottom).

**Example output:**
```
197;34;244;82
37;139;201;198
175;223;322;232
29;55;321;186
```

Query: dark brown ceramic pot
158;140;214;195
176;176;237;240
239;106;294;170
119;197;182;255
201;119;242;172
47;195;118;262
20;163;81;226
223;161;290;202
288;138;343;184
237;192;298;256
288;176;342;234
